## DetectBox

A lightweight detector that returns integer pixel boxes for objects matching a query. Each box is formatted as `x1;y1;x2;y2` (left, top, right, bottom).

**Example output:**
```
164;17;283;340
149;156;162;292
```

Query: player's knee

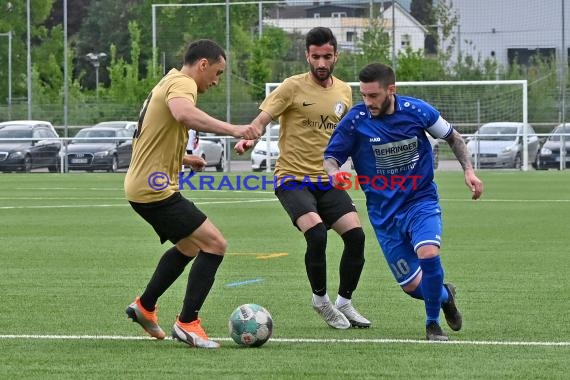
341;227;365;252
416;244;440;259
211;236;228;254
304;223;327;254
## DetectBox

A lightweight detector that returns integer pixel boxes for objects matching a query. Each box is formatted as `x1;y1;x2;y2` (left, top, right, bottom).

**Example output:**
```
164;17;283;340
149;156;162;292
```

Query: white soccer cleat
337;302;372;328
312;299;351;329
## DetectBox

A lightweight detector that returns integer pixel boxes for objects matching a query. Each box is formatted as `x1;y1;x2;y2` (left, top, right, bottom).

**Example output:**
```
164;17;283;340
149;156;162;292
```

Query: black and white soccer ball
228;303;273;347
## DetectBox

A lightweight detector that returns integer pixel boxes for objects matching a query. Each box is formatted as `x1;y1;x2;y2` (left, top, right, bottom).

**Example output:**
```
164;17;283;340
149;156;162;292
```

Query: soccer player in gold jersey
235;27;370;329
124;39;260;348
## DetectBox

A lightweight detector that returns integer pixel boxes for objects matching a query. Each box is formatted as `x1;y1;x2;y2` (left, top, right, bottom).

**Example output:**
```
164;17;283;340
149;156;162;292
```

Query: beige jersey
259;72;352;182
124;69;194;203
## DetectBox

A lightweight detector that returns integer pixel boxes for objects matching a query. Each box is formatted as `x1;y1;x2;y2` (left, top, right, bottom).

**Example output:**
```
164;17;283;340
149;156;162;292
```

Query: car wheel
215;156;224;172
513;154;522;169
107;155;118;173
48;157;60;173
22;155;32;173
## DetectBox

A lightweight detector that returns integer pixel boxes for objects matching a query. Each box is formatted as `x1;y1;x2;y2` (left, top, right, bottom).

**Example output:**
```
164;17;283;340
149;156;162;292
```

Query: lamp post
85;52;107;100
0;31;11;119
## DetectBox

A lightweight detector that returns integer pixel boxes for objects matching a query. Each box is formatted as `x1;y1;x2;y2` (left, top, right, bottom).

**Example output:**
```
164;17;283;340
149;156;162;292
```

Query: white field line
0;334;569;347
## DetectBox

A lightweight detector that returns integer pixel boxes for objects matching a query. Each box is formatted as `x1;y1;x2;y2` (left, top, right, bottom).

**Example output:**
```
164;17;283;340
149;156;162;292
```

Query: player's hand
234;139;255;155
233;125;261;141
331;171;352;189
184;154;207;172
464;169;483;200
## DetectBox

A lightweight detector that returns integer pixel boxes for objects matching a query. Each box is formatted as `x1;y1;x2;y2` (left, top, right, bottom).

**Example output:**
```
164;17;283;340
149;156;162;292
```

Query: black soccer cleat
441;283;462;331
426;321;449;341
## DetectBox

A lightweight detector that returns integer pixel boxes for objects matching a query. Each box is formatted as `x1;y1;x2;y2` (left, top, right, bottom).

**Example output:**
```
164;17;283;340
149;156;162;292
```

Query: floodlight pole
86;52;107;100
0;31;12;119
26;0;32;119
560;0;567;170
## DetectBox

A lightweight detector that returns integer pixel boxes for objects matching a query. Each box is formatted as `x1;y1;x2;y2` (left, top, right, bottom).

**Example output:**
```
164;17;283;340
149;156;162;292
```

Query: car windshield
477;126;518;141
549;126;570;141
0;129;33;142
72;129;116;143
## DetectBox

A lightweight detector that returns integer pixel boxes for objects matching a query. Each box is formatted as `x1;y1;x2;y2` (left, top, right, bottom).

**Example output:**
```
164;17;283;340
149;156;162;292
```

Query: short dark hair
359;63;396;87
305;27;337;52
184;39;226;65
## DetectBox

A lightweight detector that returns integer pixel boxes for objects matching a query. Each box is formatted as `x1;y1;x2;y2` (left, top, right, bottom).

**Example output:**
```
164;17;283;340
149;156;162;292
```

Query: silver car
467;122;539;169
187;133;224;172
251;125;280;172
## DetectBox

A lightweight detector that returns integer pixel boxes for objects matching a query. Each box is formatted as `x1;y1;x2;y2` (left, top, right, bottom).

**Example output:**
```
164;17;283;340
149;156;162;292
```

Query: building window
347;31;356;42
332;12;347;18
401;34;411;48
314;13;320;18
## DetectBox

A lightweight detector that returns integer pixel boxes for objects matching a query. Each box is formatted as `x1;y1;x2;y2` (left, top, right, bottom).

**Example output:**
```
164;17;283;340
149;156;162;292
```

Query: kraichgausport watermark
147;171;422;192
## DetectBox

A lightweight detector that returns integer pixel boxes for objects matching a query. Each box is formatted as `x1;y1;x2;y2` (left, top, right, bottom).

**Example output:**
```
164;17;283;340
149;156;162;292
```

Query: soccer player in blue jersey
324;62;483;341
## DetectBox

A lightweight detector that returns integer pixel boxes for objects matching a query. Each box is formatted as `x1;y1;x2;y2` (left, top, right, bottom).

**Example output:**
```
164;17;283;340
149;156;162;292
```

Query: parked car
91;121;137;135
66;127;132;172
186;133;224;172
466;122;539;169
0;119;58;135
0;123;61;172
251;125;440;171
251;125;280;172
535;123;570;170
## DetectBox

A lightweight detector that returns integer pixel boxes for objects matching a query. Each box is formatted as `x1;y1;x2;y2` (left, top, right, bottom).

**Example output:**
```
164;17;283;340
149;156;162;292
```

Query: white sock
335;295;351;308
312;293;330;306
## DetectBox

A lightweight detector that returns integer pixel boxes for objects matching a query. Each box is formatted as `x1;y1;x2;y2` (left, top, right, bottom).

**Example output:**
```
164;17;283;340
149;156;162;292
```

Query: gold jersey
124;69;194;203
259;72;352;182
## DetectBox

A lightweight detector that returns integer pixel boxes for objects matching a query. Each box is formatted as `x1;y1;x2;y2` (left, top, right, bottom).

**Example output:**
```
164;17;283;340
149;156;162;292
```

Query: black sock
304;223;328;296
139;247;192;311
179;251;224;323
338;227;365;299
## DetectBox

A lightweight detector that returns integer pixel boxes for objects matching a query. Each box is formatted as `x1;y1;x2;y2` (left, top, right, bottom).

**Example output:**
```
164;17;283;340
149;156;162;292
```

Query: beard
310;64;334;82
369;96;392;117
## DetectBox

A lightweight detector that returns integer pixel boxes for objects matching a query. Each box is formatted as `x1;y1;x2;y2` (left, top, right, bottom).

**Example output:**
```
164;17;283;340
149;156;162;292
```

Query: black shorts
275;181;357;229
129;192;207;244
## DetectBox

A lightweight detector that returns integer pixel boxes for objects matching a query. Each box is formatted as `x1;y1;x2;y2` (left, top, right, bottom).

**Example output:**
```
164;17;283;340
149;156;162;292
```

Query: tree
411;0;437;54
0;0;55;106
246;27;290;100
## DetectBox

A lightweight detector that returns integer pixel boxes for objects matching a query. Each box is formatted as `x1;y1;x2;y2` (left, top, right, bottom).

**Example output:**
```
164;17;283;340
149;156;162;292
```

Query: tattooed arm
444;129;484;200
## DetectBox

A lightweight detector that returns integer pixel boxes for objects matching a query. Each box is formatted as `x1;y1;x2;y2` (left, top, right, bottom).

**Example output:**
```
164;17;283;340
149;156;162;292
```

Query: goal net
266;80;530;170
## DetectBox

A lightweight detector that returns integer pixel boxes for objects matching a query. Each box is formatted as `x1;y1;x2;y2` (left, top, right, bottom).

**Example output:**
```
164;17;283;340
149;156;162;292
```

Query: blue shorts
373;200;442;286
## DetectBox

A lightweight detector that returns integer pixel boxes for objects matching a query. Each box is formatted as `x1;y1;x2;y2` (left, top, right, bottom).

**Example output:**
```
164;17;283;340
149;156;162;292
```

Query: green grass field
1;170;569;379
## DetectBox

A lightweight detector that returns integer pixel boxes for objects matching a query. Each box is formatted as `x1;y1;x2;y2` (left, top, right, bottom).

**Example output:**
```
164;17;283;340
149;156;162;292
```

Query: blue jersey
324;95;453;231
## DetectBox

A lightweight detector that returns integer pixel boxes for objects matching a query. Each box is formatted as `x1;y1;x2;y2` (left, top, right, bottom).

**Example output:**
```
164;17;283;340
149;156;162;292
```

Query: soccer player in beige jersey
235;27;370;329
124;39;260;348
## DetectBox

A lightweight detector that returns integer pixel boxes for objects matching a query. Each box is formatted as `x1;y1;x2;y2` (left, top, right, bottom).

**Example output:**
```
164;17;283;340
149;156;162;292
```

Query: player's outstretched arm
234;111;274;154
168;97;261;140
445;129;484;200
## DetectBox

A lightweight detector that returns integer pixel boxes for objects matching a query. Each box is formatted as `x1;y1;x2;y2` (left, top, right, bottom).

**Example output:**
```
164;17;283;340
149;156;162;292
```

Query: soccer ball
228;303;273;347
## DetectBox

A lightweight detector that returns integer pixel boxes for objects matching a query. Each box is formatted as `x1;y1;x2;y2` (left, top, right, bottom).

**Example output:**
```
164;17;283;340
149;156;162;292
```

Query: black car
66;127;132;172
535;123;570;170
0;124;61;173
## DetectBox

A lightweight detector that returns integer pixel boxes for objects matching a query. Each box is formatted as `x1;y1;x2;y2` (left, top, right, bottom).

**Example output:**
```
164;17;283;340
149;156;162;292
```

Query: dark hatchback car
66;127;132;172
0;124;61;172
535;123;570;170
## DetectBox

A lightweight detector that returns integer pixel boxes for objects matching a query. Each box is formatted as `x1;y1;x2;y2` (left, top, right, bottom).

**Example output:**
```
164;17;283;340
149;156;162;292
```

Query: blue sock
419;256;444;325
